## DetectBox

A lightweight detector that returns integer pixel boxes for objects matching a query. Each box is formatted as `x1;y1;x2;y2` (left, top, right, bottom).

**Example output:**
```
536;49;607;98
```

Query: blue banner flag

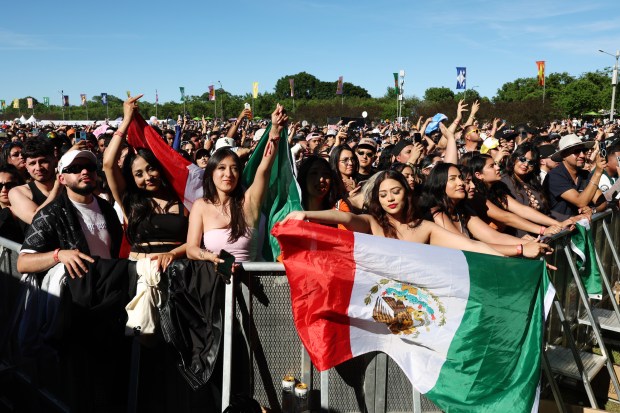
456;67;466;90
101;93;108;105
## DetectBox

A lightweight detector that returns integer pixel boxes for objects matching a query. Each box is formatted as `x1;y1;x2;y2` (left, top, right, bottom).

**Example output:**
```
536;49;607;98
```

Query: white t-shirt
70;198;112;259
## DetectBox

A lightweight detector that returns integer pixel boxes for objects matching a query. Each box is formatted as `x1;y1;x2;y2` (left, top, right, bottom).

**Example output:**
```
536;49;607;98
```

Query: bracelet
539;226;546;236
53;248;61;263
516;244;523;257
199;249;213;260
113;130;125;138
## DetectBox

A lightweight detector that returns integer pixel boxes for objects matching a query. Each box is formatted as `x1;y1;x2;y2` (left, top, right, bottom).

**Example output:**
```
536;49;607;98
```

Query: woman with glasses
500;144;550;213
329;144;360;198
0;165;26;243
469;154;571;237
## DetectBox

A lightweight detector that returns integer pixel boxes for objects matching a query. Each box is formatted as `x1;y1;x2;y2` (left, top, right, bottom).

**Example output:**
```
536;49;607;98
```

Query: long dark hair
329;144;358;197
0;142;23;168
469;153;510;210
296;156;340;210
504;143;550;212
368;170;421;239
202;148;249;243
122;148;178;247
419;163;464;219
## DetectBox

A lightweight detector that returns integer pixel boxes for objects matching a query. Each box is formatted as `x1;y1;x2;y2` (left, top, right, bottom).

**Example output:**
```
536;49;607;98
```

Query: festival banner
456;67;467;90
0;100;5;111
273;220;553;413
126;91;131;98
13;99;19;109
209;85;215;101
155;89;159;104
336;76;344;95
43;97;49;106
101;93;108;105
289;78;295;97
80;94;87;106
27;98;33;109
536;61;545;86
180;86;185;101
252;82;259;99
63;96;69;107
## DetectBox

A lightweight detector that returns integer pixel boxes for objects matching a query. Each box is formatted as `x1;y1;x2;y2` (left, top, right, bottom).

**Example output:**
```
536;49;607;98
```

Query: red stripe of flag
272;220;356;370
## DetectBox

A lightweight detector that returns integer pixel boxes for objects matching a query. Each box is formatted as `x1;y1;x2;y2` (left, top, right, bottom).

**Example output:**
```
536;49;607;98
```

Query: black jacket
160;260;225;390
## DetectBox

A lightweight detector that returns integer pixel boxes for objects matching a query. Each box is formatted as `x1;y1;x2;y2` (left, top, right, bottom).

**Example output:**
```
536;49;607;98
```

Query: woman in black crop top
103;95;188;270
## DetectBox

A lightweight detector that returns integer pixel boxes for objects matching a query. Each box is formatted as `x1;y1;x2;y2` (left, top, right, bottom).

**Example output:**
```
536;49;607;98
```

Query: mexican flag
570;219;602;297
242;124;302;261
272;220;553;413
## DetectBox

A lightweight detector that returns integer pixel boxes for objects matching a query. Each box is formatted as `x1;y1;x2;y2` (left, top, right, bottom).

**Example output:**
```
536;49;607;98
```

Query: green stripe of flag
427;253;546;412
242;124;303;261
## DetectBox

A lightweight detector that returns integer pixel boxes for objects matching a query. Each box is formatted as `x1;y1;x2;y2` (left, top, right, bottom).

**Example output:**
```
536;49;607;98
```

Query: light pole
599;49;619;122
467;85;479;100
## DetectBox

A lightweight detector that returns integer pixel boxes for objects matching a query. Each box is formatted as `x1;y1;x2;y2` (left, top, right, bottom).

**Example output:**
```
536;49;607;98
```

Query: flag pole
60;90;65;121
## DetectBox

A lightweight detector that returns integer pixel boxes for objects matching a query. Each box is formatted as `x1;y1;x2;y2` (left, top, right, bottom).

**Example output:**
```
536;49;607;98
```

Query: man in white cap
17;149;123;279
544;134;607;219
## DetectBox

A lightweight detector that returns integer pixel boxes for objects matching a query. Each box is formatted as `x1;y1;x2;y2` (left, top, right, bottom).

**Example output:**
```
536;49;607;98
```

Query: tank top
203;228;257;262
28;181;48;206
131;202;188;251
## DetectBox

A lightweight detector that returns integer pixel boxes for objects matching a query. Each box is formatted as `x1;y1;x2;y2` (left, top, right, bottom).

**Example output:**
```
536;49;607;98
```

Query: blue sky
2;0;619;105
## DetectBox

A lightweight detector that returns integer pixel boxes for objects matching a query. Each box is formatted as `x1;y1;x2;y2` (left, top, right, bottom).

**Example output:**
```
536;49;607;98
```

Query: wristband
539;226;546;236
53;248;61;263
113;130;125;138
516;244;523;257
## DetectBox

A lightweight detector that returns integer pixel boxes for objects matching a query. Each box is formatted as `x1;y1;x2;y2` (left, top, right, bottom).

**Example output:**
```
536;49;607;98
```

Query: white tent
19;115;27;124
26;115;37;124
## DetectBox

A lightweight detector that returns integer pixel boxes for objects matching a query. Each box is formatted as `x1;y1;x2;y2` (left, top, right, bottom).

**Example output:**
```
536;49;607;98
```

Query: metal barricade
1;209;618;412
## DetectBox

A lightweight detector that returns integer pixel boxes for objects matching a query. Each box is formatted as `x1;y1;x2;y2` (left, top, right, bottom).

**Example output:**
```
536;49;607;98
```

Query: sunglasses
0;182;17;191
356;150;375;157
10;151;22;158
517;156;536;167
62;163;97;174
466;129;480;136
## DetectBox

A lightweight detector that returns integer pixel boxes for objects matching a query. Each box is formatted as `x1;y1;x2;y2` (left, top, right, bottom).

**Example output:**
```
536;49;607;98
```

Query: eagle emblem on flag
366;280;446;338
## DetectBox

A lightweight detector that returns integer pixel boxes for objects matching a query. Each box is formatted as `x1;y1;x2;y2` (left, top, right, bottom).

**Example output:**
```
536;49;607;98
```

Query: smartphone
244;103;251;110
413;132;422;143
599;140;607;159
218;249;235;283
77;131;87;142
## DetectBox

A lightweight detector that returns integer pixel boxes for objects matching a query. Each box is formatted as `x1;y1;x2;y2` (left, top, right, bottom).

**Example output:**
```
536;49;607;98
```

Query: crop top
203;228;257;262
131;201;188;252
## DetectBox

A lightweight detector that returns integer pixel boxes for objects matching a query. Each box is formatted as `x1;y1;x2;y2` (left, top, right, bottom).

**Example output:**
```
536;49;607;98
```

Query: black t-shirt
544;162;589;220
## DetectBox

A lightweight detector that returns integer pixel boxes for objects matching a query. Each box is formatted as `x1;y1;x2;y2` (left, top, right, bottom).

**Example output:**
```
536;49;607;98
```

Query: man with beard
17;149;123;278
8;137;61;224
544;134;607;220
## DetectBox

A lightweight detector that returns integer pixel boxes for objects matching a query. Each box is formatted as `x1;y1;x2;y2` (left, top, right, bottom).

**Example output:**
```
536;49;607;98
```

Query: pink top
203;228;257;262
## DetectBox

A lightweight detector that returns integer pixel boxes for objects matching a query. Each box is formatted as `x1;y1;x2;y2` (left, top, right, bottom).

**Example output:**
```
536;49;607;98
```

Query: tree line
2;68;616;127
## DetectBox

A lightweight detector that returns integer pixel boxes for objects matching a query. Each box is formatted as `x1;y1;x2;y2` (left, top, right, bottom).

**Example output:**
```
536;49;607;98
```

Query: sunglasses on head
517;156;536;167
0;182;17;191
62;163;97;174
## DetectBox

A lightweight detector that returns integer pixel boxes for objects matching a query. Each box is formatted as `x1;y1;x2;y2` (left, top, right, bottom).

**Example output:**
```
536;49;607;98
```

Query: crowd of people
1;95;620;410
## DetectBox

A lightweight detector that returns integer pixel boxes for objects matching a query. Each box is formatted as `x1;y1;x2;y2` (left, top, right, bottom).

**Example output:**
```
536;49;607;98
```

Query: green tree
423;87;455;102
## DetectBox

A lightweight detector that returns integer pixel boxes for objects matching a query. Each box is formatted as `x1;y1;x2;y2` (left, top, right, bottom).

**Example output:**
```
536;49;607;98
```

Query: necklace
212;201;230;218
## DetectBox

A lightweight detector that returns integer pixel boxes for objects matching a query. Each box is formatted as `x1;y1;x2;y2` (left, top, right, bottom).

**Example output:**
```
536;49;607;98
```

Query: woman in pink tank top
186;105;288;264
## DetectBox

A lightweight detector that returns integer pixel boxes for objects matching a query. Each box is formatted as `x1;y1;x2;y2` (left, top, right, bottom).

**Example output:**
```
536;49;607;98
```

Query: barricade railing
1;209;618;412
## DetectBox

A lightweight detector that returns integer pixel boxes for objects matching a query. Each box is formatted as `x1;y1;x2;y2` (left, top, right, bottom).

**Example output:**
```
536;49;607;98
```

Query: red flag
126;113;204;210
536;61;545;86
209;85;215;101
